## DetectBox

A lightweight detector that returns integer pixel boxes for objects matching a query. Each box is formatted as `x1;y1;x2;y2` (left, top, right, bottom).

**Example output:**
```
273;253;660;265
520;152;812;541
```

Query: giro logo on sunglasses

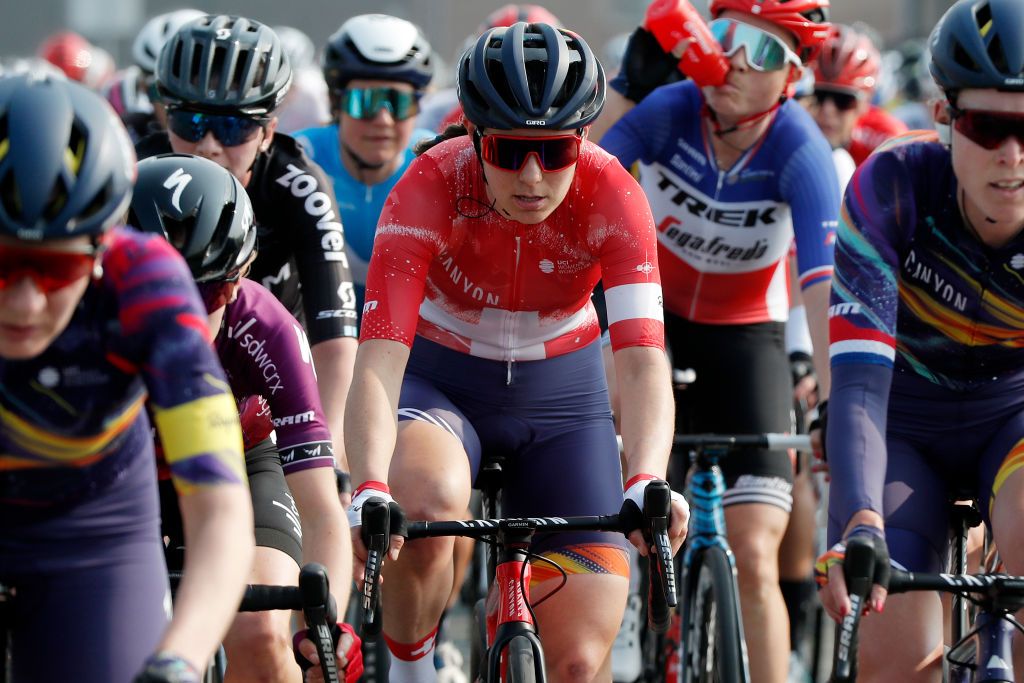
480;134;582;173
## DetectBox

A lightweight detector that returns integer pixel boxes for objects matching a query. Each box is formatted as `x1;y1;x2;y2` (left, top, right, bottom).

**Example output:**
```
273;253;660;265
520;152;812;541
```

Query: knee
730;530;782;592
223;612;294;680
390;470;469;522
546;642;607;683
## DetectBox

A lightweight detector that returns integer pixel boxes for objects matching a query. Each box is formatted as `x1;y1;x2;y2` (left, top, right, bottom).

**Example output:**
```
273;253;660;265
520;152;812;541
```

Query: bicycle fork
485;526;546;683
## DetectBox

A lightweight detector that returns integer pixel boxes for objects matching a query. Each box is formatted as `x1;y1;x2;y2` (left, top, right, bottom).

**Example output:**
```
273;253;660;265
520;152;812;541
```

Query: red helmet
813;25;880;95
38;31;113;88
481;4;563;30
709;0;831;63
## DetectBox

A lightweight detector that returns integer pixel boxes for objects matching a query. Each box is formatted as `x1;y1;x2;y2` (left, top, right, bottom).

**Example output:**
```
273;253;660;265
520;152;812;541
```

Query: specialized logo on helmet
163;168;192;212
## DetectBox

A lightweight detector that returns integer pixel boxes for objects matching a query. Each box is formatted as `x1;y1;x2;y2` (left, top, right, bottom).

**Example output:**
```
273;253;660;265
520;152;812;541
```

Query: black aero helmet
156;15;293;115
129;153;255;282
322;14;435;91
458;22;606;130
0;74;135;242
929;0;1024;93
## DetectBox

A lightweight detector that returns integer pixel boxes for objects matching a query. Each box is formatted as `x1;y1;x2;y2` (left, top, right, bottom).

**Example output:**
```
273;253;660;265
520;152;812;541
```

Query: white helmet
273;26;316;71
132;8;207;75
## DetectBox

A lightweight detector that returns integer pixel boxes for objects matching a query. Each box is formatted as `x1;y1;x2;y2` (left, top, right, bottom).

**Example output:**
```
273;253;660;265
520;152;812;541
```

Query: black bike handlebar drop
361;499;391;638
236;562;341;683
644;480;678;633
830;537;877;683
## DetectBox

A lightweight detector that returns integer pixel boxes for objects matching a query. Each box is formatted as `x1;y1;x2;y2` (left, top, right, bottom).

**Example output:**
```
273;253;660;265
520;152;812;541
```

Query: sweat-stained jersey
359;136;665;361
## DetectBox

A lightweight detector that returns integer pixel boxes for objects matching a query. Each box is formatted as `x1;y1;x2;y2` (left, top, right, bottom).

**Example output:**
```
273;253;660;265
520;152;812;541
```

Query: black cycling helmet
457;22;606;130
0;74;135;242
129;153;256;282
156;15;293;116
322;14;434;91
929;0;1024;94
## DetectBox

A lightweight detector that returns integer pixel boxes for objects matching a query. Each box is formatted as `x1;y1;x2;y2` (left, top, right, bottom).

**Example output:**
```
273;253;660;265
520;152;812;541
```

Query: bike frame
678;442;751;681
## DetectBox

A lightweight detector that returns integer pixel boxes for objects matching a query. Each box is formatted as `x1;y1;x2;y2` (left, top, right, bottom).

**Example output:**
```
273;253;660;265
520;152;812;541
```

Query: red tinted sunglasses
479;133;582;173
951;107;1024;150
0;242;98;293
196;270;243;313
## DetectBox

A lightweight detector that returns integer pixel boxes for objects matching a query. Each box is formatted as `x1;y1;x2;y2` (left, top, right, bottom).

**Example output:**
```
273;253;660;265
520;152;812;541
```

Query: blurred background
5;0;955;86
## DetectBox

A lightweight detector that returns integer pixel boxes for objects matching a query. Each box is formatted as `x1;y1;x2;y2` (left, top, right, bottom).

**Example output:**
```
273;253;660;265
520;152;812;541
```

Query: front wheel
505;635;541;683
680;547;747;683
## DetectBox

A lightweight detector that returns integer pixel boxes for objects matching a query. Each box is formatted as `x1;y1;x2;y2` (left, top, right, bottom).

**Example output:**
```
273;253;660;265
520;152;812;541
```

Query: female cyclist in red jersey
817;0;1024;679
346;23;688;683
0;75;252;683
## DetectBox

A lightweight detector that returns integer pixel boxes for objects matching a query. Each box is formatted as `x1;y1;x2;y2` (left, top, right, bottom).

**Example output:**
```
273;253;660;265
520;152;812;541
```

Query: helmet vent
953;39;982;73
170;41;185;79
42;177;68;221
974;2;993;34
161;214;193;250
0;173;23;222
988;34;1009;73
189;44;205;85
78;177;113;223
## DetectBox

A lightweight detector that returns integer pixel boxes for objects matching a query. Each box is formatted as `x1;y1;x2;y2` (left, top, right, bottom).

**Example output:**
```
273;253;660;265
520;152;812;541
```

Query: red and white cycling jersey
360;137;665;361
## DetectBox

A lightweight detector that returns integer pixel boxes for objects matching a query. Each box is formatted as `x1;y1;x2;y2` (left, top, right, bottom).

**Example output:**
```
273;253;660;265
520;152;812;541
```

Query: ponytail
414;122;469;156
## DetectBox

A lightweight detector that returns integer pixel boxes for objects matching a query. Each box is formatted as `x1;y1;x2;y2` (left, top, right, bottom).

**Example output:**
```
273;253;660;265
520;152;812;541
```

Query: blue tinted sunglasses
339;87;421;121
167;109;269;146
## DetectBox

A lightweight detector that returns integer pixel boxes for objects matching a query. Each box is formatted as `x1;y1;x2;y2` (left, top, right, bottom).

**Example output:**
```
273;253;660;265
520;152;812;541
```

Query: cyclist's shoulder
222;278;297;335
857;132;951;193
101;226;195;293
292;123;339;160
635;79;702;118
764;100;835;163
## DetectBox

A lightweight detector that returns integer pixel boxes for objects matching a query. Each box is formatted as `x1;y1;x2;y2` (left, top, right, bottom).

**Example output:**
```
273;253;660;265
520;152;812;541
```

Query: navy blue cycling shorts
0;446;169;683
398;337;625;554
831;371;1024;574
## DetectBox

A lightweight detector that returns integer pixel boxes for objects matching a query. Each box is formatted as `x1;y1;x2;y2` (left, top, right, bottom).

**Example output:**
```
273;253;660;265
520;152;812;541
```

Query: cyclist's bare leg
382;419;472;644
725;502;789;683
446;533;474;610
532;573;628;683
858;592;943;683
223;546;302;682
989;467;1024;679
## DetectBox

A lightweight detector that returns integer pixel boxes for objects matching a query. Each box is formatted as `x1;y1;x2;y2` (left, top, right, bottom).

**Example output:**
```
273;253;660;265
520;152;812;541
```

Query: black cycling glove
610;27;685;104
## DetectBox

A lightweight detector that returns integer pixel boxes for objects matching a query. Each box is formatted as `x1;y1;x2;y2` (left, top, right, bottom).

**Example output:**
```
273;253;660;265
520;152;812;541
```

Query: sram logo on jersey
656;171;777;227
273;411;315;427
275;164;350;267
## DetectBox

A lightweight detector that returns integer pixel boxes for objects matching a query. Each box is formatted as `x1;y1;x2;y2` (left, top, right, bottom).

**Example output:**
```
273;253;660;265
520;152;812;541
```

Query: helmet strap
342;143;389;172
705;100;782;138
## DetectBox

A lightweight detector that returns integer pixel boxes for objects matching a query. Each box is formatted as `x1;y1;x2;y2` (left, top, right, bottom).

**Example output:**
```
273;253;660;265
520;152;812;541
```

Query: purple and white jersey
216;279;334;474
